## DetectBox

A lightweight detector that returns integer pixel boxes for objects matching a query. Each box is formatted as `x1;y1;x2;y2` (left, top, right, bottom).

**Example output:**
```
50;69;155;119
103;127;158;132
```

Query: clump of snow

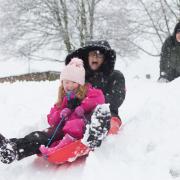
82;104;110;147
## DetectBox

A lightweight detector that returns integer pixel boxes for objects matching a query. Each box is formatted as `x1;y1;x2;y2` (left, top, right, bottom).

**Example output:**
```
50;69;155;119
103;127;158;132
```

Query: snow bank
83;78;180;180
0;77;180;180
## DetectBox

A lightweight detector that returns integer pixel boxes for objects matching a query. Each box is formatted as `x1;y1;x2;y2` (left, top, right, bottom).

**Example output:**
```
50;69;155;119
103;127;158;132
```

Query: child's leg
39;119;85;156
39;133;76;155
63;118;85;139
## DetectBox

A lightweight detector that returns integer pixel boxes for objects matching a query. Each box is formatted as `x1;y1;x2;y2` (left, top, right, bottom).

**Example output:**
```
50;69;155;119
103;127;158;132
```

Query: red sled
43;117;121;165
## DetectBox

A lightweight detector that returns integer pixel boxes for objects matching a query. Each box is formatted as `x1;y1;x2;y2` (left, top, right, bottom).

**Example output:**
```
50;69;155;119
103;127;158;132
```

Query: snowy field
0;54;180;180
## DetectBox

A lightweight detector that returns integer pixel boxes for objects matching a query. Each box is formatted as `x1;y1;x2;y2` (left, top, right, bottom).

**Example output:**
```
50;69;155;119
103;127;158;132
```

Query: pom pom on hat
68;58;84;67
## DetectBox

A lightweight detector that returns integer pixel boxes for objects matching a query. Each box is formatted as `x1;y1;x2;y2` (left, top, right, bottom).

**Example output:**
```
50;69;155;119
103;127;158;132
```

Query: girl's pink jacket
47;84;105;127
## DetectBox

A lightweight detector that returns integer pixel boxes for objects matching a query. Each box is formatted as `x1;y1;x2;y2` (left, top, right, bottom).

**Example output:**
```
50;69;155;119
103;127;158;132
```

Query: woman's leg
84;104;111;149
0;127;63;164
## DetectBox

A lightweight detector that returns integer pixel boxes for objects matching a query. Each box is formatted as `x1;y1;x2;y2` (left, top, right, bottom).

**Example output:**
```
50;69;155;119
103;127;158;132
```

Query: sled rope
46;91;73;147
46;116;66;147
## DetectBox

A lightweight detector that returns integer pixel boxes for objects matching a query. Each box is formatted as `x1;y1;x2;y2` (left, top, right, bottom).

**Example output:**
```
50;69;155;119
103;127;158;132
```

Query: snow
0;59;64;78
0;52;180;180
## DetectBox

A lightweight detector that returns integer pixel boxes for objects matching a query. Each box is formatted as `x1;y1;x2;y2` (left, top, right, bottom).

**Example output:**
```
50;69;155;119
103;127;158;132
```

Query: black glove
67;97;81;110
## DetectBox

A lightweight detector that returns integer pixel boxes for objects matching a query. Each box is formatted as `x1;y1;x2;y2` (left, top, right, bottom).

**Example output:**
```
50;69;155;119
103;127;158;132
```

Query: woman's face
63;80;79;92
88;50;104;71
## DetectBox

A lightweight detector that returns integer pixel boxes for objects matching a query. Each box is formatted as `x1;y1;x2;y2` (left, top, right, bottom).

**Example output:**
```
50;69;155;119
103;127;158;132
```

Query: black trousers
10;127;63;160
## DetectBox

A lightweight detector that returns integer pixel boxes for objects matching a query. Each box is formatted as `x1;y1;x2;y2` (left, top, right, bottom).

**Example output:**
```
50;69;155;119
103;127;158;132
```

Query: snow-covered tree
0;0;102;60
128;0;180;56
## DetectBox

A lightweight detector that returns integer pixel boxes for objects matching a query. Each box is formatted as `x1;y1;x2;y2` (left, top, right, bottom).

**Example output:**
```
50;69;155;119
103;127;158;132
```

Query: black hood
65;40;116;76
173;21;180;42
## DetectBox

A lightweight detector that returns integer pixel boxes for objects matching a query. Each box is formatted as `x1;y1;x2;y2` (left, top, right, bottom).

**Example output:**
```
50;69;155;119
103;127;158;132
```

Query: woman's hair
55;83;88;107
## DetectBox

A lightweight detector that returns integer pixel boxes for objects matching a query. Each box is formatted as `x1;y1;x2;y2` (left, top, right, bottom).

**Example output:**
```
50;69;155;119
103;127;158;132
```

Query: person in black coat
65;40;126;125
159;21;180;82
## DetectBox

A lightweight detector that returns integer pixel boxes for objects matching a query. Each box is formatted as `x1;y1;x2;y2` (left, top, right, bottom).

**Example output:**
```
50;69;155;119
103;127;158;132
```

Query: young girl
0;58;105;164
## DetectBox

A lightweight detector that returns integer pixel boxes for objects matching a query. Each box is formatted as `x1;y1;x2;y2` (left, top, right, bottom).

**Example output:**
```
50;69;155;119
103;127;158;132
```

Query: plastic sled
42;117;121;165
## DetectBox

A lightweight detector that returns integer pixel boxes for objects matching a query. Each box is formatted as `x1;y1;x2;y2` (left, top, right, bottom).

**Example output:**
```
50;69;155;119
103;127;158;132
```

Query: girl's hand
60;108;72;118
75;106;84;118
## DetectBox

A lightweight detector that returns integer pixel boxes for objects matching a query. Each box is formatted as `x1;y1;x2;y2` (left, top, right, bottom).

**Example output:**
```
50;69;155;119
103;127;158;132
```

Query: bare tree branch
126;39;160;57
138;0;164;44
163;0;178;19
160;0;171;36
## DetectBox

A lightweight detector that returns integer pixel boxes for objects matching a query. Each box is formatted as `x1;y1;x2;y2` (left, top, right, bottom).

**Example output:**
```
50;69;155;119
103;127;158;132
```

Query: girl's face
63;80;79;92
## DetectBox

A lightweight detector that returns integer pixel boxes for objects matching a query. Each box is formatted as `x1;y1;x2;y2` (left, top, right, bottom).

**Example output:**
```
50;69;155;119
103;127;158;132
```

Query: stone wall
0;71;60;83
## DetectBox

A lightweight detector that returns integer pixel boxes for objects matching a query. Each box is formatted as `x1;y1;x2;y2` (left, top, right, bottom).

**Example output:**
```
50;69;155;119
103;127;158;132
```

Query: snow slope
0;72;180;180
0;52;180;180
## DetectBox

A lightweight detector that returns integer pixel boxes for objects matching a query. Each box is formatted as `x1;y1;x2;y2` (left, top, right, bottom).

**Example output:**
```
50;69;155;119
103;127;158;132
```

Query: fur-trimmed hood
65;40;116;76
172;21;180;43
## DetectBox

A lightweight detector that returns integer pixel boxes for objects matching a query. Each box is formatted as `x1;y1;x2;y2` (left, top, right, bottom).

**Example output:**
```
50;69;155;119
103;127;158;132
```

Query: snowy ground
1;53;180;180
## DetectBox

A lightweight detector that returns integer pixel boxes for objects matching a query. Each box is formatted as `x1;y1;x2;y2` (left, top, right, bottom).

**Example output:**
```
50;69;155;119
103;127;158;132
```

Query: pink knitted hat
60;58;85;85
